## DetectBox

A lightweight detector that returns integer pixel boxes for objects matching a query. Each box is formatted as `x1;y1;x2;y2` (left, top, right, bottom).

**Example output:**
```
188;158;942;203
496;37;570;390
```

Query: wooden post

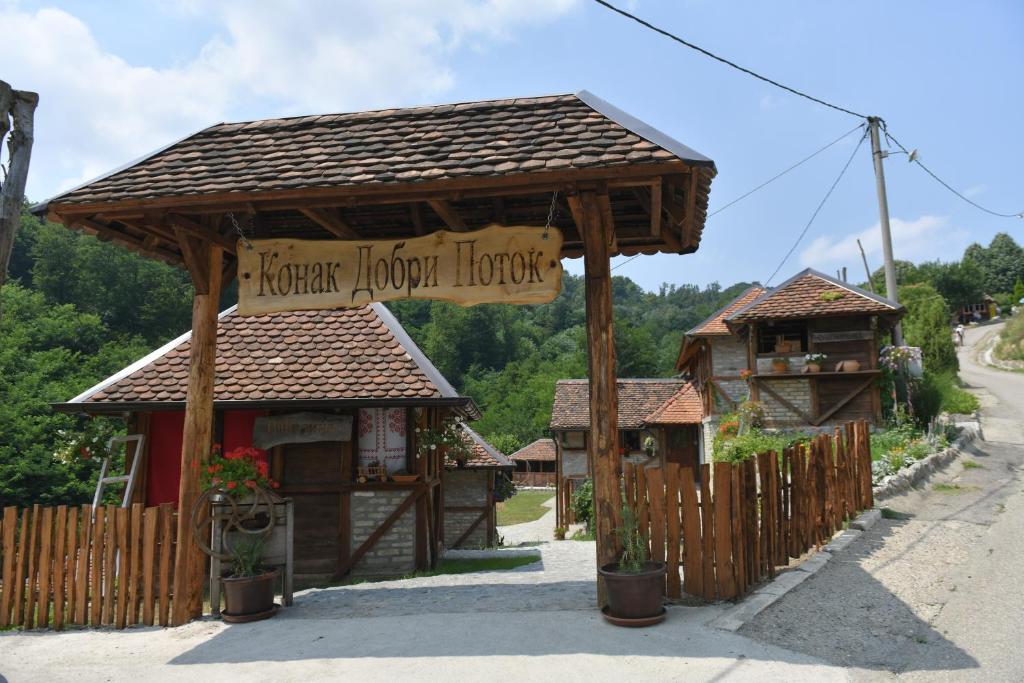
171;242;223;625
576;188;622;607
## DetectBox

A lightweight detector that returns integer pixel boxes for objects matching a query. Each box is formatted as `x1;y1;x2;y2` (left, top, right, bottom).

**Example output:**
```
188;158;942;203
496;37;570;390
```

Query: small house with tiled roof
678;268;904;435
549;378;702;526
58;303;508;581
509;438;558;487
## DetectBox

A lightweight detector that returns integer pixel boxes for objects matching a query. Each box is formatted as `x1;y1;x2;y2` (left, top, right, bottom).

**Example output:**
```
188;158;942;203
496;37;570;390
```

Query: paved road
741;320;1024;681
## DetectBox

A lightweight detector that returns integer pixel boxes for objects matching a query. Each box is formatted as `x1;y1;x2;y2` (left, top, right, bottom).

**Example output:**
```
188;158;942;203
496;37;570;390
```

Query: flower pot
598;561;667;621
837;360;861;372
221;569;279;621
806;363;821;373
771;360;789;374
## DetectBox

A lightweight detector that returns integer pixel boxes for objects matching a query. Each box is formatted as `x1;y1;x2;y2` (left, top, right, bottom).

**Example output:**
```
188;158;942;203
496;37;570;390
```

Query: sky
3;0;1022;291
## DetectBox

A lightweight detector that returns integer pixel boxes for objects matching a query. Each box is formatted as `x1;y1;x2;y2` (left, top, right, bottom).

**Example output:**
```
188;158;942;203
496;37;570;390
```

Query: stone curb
872;420;981;502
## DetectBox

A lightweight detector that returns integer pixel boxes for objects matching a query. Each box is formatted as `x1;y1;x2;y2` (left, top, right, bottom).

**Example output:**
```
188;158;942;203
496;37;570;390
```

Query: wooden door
665;426;699;480
278;442;344;577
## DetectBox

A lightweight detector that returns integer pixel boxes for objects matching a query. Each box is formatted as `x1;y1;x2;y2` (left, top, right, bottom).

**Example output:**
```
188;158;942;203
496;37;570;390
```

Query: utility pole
856;238;875;293
868;116;903;345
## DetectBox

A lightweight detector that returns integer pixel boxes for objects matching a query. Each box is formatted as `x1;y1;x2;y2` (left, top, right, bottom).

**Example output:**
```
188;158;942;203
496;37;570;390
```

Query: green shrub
712;428;809;463
995;312;1024;361
571;479;593;529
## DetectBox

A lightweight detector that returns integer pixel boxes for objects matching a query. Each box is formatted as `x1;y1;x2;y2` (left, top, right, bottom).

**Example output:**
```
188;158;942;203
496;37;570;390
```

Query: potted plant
201;445;280;503
804;352;827;373
416;418;473;467
771;357;790;374
642;435;657;459
597;505;667;626
220;536;280;622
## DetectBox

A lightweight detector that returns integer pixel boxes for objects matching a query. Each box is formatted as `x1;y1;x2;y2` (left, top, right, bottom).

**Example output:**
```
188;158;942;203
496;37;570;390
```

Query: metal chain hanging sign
236;224;563;315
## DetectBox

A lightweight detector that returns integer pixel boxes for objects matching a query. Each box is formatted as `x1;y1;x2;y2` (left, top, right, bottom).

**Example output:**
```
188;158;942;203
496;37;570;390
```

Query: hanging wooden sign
236;225;563;315
252;412;353;449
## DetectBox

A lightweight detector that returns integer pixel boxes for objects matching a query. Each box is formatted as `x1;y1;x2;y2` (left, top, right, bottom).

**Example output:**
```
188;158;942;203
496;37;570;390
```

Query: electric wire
591;0;867;119
763;127;869;286
610;123;865;273
883;126;1024;219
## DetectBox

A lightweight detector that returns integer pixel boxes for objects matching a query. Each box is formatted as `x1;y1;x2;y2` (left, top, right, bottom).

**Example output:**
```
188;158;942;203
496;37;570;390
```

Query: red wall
145;411;185;506
143;409;269;506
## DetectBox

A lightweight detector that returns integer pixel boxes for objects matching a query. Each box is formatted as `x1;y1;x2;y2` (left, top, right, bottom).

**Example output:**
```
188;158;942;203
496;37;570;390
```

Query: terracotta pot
222;569;279;620
806;363;821;373
771;360;789;374
598;561;667;620
840;360;861;372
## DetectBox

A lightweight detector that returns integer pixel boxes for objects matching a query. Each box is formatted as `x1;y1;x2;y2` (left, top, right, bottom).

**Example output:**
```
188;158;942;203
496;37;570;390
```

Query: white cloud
799;215;971;273
2;0;578;199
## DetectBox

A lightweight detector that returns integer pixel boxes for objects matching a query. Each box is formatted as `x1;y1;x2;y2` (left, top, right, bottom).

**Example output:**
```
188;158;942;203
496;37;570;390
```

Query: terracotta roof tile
728;269;902;323
447;426;512;469
688;286;767;336
644;382;702;425
550;379;686;430
510;439;557;462
74;303;460;406
50;92;713;207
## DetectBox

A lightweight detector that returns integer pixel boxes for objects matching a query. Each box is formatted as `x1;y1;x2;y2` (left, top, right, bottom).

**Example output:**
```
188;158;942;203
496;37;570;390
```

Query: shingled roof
727;269;903;324
550;379;687;430
510;438;557;462
59;303;476;415
688;286;768;336
45;91;713;208
451;426;512;469
644;382;703;425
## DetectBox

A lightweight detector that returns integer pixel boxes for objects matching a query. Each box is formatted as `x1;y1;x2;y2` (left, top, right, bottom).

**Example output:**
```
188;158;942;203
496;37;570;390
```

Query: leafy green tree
915;260;984;312
962;233;1024;295
1014;279;1024;305
899;283;958;374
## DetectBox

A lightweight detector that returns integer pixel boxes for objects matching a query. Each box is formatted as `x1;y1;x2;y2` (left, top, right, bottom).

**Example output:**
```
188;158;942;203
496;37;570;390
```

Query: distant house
549;378;702;526
957;294;998;324
446;426;513;549
678;269;904;441
509;439;557;487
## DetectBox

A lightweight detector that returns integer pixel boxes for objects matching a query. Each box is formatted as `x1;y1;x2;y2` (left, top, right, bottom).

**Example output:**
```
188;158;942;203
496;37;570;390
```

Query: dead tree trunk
0;81;39;287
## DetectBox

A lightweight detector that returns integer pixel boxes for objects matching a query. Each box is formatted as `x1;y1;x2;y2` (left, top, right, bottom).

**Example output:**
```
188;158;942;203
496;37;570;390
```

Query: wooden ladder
92;434;146;515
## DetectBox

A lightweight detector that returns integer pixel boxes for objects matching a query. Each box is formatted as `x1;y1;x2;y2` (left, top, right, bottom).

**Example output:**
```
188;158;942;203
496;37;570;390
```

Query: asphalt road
741;320;1024;681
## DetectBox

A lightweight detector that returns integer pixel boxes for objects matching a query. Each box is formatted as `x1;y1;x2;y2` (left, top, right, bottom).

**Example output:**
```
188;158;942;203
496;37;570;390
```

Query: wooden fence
512;471;556;487
0;503;178;630
623;420;873;601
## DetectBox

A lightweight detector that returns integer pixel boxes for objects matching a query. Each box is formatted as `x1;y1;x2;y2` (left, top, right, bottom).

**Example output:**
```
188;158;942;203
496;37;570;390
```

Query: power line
591;0;867;119
611;123;865;273
883;126;1024;219
709;123;865;217
764;127;869;286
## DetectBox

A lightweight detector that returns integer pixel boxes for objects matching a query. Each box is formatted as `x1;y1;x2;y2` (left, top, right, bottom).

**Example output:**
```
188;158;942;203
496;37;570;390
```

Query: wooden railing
0;503;178;630
623;420;873;601
513;472;555;487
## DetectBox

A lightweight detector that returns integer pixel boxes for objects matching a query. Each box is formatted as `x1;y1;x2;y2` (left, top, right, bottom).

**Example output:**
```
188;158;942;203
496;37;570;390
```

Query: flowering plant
804;353;828;364
200;445;278;494
739;368;753;381
880;345;922;373
415;418;473;462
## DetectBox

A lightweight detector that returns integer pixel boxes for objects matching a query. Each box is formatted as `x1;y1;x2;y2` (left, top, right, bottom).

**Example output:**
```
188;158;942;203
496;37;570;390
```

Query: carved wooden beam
72;216;180;264
427;199;467;231
649;180;662;238
299;207;359;239
173;228;211;294
409;202;425;236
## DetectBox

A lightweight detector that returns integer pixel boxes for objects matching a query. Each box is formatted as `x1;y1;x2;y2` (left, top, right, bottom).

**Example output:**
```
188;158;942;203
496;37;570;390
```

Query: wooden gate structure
33;91;716;619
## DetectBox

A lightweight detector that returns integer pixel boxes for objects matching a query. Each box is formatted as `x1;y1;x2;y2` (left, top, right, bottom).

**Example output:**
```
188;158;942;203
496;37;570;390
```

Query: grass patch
497;490;553;526
933;372;980;414
962;459;984;470
933;482;975;493
995;312;1024;361
570;527;595;541
880;507;912;520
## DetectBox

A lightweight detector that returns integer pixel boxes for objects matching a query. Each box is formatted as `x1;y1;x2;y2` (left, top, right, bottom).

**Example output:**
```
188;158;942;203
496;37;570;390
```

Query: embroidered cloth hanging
357;407;407;474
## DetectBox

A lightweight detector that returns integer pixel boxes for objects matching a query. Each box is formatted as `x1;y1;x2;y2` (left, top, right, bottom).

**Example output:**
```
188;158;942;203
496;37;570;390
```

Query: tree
0;81;38;286
899;283;958;374
1014;279;1024;305
915;260;984;312
962;234;1024;295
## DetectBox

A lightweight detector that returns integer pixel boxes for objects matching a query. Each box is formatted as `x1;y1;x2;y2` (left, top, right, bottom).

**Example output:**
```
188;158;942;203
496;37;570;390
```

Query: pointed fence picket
621;420;874;602
0;503;178;630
